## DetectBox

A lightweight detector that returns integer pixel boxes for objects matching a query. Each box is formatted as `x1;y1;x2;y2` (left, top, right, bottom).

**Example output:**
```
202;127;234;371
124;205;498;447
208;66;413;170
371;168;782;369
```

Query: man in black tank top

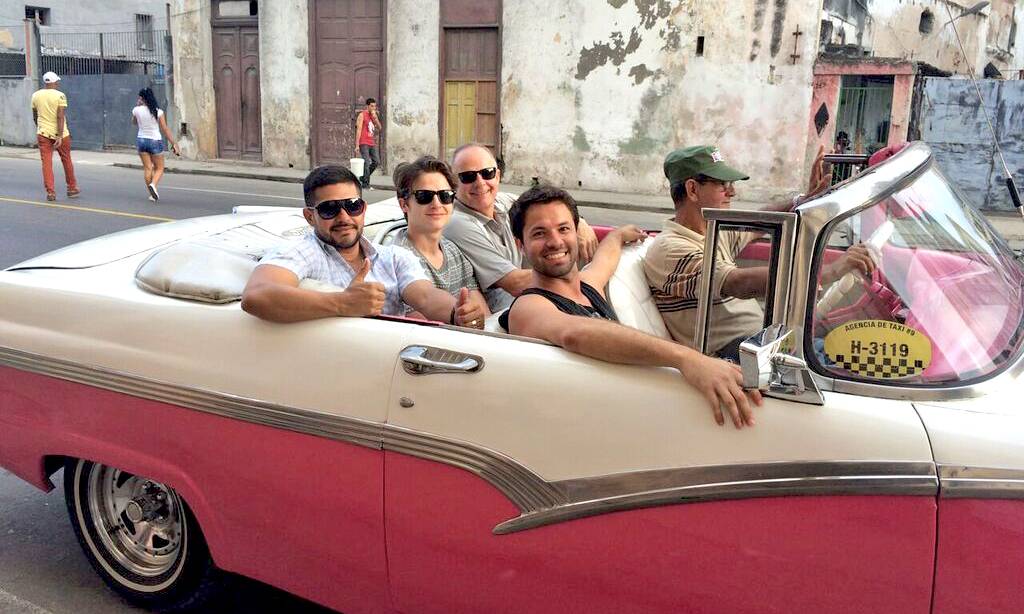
503;186;762;429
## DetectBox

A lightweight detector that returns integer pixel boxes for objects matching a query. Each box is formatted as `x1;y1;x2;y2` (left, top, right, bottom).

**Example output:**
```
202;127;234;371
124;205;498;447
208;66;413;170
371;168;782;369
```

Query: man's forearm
494;268;535;297
412;288;457;322
721;266;769;300
558;316;689;370
241;284;343;323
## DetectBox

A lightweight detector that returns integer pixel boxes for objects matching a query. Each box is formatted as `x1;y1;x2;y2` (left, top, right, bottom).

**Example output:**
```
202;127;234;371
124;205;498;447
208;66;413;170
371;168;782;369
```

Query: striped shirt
392;229;478;313
260;230;428;316
642;218;763;353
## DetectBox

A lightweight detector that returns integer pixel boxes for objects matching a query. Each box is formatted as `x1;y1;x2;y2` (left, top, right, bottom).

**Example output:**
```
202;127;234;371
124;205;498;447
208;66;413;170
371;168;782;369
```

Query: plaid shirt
392;229;479;297
260;230;427;316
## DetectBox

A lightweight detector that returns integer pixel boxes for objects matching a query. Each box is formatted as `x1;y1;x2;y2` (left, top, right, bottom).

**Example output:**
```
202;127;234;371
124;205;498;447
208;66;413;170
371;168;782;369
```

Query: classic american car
0;142;1022;613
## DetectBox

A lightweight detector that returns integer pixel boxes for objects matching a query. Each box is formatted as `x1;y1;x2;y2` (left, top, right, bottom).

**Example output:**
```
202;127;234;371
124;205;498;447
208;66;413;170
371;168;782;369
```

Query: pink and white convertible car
0;143;1022;613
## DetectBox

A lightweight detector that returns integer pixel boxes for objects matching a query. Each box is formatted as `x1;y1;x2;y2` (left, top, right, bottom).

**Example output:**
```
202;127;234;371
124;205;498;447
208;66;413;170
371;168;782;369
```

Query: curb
110;162;675;214
112;162;306;185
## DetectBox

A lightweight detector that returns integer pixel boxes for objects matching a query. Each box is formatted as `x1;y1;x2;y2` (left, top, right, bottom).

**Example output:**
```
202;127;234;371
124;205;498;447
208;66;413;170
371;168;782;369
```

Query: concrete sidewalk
2;144;1022;249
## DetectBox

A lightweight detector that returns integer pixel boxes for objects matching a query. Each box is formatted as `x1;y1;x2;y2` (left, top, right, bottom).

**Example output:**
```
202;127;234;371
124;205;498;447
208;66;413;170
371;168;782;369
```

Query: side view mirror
739;324;824;405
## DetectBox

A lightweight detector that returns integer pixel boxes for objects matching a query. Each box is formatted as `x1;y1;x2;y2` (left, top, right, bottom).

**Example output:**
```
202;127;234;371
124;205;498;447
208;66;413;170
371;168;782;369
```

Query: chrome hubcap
84;465;185;578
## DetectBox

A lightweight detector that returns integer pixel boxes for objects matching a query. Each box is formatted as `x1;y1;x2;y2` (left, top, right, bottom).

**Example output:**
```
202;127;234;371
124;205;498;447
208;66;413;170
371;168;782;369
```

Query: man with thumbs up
242;165;486;328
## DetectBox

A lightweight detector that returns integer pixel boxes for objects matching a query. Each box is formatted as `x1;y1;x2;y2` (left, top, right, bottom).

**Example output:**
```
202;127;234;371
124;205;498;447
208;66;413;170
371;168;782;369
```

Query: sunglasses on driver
457;166;498;184
308;197;367;220
400;189;456;205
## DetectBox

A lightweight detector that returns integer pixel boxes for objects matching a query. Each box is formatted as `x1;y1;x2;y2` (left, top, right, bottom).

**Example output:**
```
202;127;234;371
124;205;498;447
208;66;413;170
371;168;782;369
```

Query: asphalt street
0;154;668;613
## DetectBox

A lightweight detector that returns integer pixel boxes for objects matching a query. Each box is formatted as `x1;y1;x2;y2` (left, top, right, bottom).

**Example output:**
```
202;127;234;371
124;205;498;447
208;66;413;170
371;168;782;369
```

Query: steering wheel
816;266;906;328
814;220;907;326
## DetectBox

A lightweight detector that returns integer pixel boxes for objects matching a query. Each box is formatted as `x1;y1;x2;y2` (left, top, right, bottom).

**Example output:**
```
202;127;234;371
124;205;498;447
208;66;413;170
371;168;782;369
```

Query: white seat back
604;241;672;339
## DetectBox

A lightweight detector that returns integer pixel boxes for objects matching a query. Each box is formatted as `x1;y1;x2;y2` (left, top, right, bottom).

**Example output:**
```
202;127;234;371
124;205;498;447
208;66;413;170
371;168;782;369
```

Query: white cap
42;72;60;84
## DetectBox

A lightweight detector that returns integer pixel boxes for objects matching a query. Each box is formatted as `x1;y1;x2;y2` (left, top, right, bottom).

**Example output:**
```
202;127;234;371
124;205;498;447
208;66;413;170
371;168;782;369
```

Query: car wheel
63;458;220;612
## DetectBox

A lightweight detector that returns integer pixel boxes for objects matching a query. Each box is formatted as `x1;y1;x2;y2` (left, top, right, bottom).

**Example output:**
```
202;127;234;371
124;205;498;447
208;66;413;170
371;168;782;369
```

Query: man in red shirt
355;98;382;189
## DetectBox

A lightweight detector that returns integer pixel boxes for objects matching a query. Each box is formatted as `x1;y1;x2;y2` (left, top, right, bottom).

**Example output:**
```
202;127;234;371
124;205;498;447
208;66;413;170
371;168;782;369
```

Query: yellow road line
0;196;173;222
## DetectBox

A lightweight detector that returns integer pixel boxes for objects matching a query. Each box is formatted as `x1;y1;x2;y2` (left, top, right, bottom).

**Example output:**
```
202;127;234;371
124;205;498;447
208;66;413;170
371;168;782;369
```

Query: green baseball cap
663;145;750;185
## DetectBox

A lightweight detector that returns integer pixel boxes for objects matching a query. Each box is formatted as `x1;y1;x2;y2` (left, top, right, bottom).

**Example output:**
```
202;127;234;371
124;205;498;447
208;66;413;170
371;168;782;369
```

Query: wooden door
239;28;262;160
213;26;262;160
312;0;384;166
442;27;499;160
444;81;475;153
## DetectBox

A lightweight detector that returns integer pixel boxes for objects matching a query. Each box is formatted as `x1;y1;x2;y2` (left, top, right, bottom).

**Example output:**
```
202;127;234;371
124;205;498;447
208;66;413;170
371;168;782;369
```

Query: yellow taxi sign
823;319;932;380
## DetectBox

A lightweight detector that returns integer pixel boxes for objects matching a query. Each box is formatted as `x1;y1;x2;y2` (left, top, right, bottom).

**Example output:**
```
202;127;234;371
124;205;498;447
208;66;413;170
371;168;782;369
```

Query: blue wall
919;77;1024;213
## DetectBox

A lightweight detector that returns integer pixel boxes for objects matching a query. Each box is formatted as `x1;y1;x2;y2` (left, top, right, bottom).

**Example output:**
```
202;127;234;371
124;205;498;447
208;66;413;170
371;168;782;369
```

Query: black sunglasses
402;189;456;205
308;198;366;220
457;167;498;184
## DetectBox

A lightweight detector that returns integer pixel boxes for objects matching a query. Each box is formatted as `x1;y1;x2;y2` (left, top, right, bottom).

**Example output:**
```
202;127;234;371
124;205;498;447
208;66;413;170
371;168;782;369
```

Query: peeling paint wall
259;0;310;169
821;0;1023;75
868;0;987;73
499;0;823;202
985;0;1019;72
169;0;217;159
386;0;441;165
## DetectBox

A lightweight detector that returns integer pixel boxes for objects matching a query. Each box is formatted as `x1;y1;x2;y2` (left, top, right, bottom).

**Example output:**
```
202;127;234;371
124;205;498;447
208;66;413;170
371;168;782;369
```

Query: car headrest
605;241;672;339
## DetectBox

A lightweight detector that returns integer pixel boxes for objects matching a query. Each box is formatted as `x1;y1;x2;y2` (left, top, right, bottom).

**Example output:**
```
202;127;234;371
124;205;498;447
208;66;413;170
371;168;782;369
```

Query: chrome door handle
400;345;484;375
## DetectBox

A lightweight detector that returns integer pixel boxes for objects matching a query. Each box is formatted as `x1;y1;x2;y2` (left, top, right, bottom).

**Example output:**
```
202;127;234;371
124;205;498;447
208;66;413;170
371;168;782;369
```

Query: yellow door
445;81;476;160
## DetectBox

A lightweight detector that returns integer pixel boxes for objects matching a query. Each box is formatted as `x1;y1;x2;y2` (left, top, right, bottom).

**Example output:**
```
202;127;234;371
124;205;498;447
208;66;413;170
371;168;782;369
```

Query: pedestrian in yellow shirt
31;72;80;201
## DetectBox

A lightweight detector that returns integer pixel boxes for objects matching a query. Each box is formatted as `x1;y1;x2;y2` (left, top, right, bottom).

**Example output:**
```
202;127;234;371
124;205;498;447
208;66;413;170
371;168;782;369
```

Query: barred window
25;6;51;26
135;14;154;51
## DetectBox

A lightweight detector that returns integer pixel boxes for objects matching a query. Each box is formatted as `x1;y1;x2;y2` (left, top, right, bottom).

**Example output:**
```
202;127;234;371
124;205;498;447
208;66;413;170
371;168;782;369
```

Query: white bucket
349;157;365;177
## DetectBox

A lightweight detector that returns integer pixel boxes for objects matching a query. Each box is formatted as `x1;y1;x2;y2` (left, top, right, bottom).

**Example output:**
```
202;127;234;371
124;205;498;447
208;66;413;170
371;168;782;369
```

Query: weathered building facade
169;0;1024;201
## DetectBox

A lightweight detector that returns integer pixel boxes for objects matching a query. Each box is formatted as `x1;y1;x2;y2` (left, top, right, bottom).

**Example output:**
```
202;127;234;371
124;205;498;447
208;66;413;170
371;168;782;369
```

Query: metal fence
39;30;173;150
835;84;893;154
0;51;27;77
825;153;870;186
41;30;170;77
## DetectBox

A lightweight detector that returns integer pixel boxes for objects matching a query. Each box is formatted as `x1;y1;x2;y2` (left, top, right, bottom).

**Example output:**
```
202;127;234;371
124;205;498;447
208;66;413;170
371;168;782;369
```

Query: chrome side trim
494;461;938;534
0;346;382;450
0;347;941;535
938;465;1024;499
382;426;566;511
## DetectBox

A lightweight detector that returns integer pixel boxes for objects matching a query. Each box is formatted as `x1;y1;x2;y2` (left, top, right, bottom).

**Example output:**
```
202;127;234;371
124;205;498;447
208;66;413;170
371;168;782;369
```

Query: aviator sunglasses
457;166;497;184
308;197;366;220
402;189;456;205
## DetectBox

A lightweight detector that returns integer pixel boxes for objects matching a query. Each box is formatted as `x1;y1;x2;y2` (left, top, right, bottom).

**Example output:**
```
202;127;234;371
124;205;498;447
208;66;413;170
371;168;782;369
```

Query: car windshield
810;167;1024;387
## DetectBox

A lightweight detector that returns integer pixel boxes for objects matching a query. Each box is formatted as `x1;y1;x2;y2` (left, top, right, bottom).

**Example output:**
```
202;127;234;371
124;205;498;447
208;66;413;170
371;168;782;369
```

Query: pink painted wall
808;60;918;162
890;74;914;145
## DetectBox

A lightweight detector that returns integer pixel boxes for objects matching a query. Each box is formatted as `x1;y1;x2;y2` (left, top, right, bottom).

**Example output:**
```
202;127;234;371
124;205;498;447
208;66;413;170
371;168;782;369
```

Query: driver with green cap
643;145;870;361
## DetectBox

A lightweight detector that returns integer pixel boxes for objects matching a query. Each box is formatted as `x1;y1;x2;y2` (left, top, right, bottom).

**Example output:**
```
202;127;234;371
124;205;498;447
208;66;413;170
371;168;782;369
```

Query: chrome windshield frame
695;209;798;355
791;142;1024;401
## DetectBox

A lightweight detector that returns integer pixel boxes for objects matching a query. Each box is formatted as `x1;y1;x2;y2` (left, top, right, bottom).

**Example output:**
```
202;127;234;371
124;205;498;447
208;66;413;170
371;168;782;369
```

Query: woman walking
131;88;179;201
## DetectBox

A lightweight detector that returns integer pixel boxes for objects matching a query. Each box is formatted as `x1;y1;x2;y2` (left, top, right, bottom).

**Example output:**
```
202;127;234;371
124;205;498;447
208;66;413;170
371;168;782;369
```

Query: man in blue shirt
242;165;485;328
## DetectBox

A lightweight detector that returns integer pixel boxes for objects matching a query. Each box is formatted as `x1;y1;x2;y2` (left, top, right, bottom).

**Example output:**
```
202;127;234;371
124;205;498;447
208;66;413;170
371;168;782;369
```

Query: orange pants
37;134;79;194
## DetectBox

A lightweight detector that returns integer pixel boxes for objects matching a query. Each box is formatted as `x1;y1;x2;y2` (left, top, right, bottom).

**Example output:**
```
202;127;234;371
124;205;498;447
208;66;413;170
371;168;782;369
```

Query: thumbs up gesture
338;258;386;317
453;287;486;329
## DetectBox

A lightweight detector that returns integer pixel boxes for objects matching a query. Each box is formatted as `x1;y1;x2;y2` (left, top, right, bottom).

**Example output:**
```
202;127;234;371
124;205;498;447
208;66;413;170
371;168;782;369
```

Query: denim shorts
136;137;164;155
